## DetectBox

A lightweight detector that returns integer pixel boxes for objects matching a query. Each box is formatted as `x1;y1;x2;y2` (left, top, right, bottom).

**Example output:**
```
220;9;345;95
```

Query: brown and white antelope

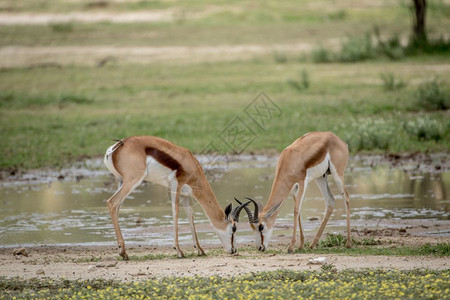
237;132;351;253
103;136;250;260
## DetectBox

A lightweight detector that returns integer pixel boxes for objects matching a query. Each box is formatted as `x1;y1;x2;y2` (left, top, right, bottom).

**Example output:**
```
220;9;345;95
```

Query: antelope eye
258;224;264;232
232;225;236;233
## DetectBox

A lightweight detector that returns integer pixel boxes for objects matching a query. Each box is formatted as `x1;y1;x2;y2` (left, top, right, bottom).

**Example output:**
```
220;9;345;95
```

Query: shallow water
0;155;448;247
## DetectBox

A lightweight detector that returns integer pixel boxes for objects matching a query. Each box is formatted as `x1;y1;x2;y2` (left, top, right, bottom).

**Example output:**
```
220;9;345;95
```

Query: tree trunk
412;0;427;44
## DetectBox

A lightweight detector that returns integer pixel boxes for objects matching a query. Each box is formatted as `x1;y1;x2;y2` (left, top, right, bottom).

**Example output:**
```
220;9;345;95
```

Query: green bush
273;51;288;63
380;73;406;91
344;118;394;151
414;79;449;111
50;22;74;33
287;69;310;91
337;33;375;62
403;117;445;141
311;46;333;63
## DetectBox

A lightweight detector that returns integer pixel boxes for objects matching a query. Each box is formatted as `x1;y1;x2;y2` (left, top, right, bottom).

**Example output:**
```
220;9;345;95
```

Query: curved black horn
244;197;261;223
235;197;254;223
231;200;252;222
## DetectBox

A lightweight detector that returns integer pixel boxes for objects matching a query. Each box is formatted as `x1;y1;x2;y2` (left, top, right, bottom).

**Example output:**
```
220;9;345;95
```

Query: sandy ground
0;43;317;68
1;220;449;281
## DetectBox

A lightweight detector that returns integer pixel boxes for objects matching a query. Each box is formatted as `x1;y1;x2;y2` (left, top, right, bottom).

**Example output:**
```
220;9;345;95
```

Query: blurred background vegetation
0;0;449;170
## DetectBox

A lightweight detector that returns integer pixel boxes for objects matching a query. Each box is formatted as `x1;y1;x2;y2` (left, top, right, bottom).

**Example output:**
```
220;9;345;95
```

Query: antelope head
218;200;252;254
234;197;281;252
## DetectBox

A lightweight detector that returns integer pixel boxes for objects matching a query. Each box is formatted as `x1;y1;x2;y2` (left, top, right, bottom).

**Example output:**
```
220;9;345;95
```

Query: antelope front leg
288;184;304;253
169;182;184;258
343;187;352;248
181;195;205;256
298;213;305;250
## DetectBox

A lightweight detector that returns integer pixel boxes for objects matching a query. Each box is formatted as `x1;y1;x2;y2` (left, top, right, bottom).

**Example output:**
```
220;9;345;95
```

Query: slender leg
343;186;351;248
107;175;145;260
297;181;308;250
169;181;184;258
298;211;305;250
181;195;205;256
331;172;351;248
310;175;335;248
288;182;305;253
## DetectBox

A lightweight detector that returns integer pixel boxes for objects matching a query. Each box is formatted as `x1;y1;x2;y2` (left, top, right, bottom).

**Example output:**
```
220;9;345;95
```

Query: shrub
311;46;333;63
414;79;449;111
50;22;74;33
287;69;310;91
403;117;445;141
273;51;288;63
319;233;347;248
380;73;406;91
344;118;394;151
336;33;375;62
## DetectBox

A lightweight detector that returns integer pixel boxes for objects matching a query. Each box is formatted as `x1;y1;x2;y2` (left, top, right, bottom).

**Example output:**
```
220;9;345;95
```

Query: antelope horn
244;197;262;223
234;197;254;223
231;200;252;222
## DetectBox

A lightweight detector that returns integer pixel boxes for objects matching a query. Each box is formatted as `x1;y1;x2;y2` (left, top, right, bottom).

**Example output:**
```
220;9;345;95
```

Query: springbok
104;136;250;260
237;132;351;253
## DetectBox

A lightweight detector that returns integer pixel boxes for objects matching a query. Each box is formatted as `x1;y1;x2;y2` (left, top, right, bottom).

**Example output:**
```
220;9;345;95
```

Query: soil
1;220;448;281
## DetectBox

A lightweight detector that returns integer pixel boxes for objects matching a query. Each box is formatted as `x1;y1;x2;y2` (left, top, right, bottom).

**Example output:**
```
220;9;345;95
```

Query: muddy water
0;155;448;247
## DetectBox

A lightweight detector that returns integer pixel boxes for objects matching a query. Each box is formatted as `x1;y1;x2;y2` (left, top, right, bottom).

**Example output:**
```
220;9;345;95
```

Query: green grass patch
1;58;449;170
1;269;449;299
259;235;449;257
0;1;449;170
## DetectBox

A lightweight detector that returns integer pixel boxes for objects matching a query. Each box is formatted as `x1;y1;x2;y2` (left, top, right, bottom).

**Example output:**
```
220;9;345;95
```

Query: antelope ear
224;203;233;219
265;202;283;219
257;201;264;212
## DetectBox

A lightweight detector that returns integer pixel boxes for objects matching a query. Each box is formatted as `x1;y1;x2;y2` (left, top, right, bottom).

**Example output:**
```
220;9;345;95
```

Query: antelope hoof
258;245;265;252
287;249;294;254
346;241;352;249
120;252;129;261
198;248;206;256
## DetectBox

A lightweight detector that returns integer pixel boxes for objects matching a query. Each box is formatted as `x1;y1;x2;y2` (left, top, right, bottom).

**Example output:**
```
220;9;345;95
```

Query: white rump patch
104;143;122;179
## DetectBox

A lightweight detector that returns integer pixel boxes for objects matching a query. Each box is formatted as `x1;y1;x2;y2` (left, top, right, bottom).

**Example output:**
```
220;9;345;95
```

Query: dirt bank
1;220;448;281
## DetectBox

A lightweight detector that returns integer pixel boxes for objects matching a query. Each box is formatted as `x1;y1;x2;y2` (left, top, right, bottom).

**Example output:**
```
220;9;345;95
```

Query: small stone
88;265;96;271
13;247;29;257
96;260;118;268
36;269;45;275
136;218;143;224
307;257;327;265
308;217;319;221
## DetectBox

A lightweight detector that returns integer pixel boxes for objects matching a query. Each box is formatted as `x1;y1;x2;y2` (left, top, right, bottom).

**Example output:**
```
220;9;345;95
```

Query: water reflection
0;156;448;247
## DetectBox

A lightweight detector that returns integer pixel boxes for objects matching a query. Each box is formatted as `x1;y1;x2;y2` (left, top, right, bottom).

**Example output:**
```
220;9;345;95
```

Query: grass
66;240;450;264
0;0;449;170
261;236;449;257
380;72;406;91
1;58;449;170
1;269;449;299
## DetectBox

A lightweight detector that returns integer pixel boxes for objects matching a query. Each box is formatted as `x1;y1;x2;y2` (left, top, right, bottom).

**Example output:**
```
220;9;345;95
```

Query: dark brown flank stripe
308;144;328;167
145;147;185;178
